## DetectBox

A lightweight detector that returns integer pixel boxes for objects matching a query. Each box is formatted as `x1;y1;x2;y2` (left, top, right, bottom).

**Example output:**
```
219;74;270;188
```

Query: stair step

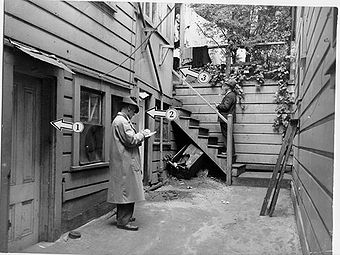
232;163;246;177
208;144;223;150
198;135;209;139
208;136;218;145
179;116;200;126
232;171;292;188
188;126;209;136
175;107;192;117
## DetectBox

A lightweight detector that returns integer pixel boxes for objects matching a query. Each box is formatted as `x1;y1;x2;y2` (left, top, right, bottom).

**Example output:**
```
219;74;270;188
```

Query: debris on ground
165;144;205;179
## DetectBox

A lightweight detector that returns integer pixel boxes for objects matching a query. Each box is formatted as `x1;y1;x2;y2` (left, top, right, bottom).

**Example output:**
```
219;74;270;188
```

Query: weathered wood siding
4;0;137;234
292;6;335;255
133;2;177;183
174;80;285;170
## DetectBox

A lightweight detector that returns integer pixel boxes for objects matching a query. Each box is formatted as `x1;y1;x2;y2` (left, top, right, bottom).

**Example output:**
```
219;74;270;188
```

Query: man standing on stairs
107;96;151;231
216;79;237;160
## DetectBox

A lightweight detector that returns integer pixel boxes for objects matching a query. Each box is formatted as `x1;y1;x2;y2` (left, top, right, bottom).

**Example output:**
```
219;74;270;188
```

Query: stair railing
172;70;233;185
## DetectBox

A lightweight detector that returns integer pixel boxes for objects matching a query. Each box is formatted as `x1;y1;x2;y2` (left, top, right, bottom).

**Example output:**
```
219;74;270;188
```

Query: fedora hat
122;96;139;113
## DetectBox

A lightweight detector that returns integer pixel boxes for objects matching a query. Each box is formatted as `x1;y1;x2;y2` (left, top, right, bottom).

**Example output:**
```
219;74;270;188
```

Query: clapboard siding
292;160;332;232
299;119;334;154
62;168;109;191
5;0;135;86
292;6;335;254
183;103;277;114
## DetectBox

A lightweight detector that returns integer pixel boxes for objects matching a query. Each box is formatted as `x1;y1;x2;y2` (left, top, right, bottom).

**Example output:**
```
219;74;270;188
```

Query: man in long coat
107;96;150;231
216;79;237;157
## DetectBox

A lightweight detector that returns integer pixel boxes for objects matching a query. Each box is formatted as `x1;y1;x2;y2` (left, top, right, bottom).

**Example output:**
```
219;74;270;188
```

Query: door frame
0;47;62;251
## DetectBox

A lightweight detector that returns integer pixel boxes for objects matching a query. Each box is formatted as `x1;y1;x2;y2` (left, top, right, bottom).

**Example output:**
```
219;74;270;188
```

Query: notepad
144;131;156;138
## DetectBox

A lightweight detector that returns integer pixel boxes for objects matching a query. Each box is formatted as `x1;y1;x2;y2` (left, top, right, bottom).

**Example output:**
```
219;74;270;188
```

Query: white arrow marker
179;67;199;79
50;118;84;133
146;107;166;119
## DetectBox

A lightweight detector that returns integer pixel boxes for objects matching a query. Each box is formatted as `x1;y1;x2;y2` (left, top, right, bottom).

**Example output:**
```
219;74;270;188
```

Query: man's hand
141;129;151;137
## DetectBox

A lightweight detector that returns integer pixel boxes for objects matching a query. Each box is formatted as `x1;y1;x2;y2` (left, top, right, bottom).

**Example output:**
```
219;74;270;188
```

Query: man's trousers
116;203;134;226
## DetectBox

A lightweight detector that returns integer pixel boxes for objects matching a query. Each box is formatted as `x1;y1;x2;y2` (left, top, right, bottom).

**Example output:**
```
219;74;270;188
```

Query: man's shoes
117;224;139;231
129;217;136;222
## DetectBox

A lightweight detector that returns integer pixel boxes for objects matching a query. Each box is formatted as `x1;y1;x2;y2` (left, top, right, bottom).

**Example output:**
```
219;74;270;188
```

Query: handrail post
226;114;233;185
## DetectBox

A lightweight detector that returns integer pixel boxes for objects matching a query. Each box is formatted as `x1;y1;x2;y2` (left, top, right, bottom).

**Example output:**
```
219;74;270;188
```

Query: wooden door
8;73;41;251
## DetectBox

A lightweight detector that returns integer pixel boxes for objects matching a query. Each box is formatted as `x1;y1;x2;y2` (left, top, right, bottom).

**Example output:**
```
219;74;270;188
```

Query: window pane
80;89;102;124
145;2;150;17
152;3;157;23
80;90;89;122
80;124;103;164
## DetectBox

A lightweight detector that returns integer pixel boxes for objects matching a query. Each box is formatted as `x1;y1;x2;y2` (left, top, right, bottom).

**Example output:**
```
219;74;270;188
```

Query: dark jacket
216;90;236;122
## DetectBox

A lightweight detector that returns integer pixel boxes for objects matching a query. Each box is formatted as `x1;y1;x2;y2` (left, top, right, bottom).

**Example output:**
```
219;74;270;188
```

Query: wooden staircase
172;106;245;180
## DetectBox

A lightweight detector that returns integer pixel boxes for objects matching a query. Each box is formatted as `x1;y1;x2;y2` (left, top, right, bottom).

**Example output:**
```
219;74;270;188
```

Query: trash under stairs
172;106;246;182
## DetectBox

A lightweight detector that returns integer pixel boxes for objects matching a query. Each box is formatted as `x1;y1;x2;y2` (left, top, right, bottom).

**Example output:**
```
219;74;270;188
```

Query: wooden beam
226;114;233;185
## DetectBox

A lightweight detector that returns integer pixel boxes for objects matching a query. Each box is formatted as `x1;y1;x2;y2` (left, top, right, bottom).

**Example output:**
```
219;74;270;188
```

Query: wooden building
0;0;175;252
290;6;336;255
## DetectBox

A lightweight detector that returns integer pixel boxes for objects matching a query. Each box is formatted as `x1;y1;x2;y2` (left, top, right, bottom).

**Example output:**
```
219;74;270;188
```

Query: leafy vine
194;55;294;135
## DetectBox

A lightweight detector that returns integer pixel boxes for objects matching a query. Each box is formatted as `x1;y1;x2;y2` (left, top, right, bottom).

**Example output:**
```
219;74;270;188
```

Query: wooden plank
4;15;132;82
151;161;160;173
174;86;221;96
183;103;277;114
299;83;335;131
236;144;282;154
62;154;72;172
63;78;73;98
303;10;333;94
66;1;136;42
292;170;332;252
235;113;277;124
292;178;324;254
63;97;73;116
236;154;292;165
297;149;333;194
177;93;276;104
62;134;72;153
6;0;134;63
293;162;332;232
300;50;333;113
234;134;282;144
191;113;277;123
63;167;110;190
63;182;109;201
299;119;334;153
234;123;276;134
306;8;329;63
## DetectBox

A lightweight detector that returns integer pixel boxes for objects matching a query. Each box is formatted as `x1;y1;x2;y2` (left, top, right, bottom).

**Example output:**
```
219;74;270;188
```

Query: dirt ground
22;176;302;255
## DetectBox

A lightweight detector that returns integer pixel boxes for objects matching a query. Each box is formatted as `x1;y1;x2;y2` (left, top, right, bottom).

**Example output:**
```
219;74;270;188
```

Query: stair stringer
172;118;227;177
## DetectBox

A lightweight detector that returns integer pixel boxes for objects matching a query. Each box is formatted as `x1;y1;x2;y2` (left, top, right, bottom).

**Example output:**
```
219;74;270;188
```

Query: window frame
79;87;105;165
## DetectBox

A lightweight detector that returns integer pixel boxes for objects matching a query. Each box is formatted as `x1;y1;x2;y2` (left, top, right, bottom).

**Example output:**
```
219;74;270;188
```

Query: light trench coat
107;112;145;204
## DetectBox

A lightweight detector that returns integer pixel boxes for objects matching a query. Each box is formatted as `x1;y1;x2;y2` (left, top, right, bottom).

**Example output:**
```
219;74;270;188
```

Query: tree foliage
190;4;292;46
190;4;294;135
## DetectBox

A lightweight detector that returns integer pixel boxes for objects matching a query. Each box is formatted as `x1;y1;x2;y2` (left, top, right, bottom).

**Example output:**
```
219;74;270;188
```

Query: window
154;101;170;142
142;2;157;25
80;88;104;164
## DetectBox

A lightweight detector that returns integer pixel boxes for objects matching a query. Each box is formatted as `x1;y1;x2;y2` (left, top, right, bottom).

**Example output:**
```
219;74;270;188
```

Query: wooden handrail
172;70;229;125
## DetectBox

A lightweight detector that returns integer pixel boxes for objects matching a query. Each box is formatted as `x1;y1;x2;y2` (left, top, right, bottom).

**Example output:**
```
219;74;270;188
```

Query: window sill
70;162;110;172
